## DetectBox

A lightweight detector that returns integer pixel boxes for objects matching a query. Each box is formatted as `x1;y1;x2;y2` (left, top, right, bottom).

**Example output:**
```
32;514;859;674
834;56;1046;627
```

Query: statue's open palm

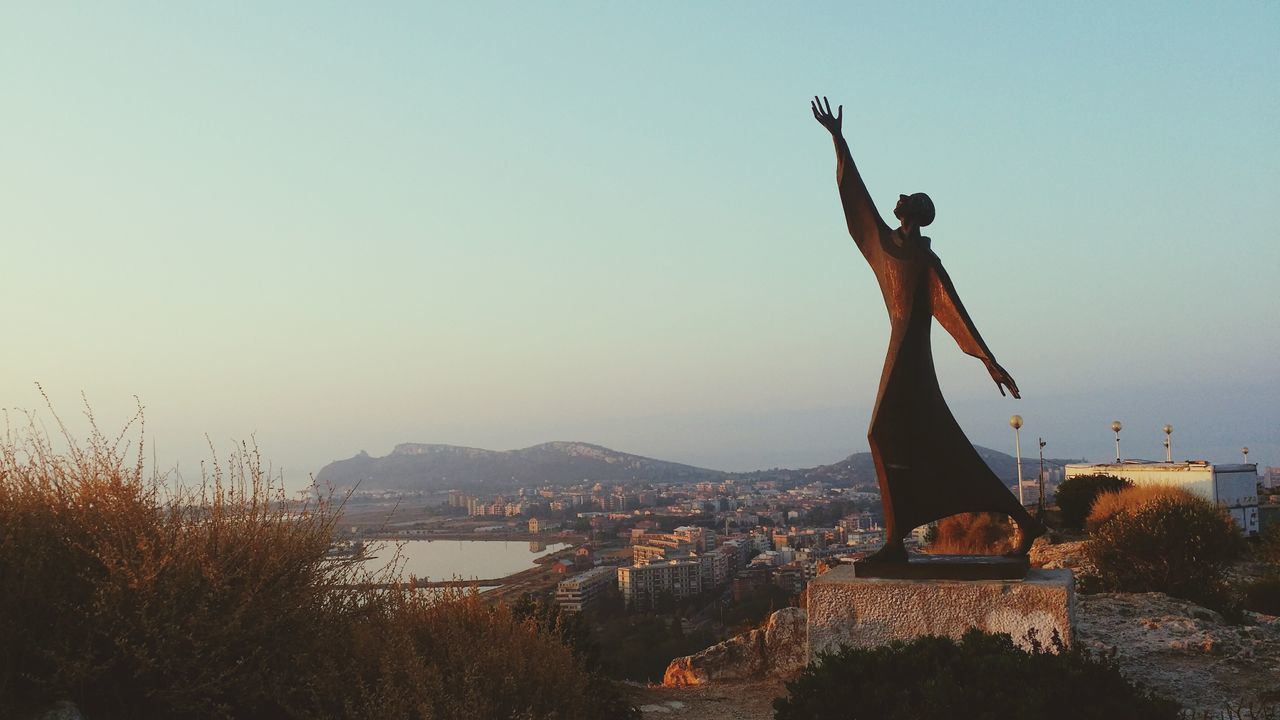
811;95;842;136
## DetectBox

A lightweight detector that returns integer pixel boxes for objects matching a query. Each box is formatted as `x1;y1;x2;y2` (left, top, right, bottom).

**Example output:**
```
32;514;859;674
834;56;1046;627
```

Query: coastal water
364;539;570;583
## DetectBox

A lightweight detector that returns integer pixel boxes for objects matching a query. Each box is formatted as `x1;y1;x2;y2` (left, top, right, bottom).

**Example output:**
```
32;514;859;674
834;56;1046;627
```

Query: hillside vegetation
0;410;632;719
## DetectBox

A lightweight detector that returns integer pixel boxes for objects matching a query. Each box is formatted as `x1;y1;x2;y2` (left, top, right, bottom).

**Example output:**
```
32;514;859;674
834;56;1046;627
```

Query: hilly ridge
315;441;717;490
316;441;1054;492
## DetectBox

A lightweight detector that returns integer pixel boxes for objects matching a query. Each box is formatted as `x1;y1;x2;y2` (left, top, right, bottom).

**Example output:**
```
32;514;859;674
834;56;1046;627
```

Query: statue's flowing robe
863;230;1023;535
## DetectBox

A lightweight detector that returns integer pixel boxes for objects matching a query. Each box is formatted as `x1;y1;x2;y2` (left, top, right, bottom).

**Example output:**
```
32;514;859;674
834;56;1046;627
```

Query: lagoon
365;539;571;583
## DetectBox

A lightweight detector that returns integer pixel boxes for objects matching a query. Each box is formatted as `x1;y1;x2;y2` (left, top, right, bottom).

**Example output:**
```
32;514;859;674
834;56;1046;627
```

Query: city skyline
2;3;1276;485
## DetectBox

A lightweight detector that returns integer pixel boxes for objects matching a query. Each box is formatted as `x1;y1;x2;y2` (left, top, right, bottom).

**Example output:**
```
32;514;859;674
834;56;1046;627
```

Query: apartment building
555;566;617;614
617;559;703;608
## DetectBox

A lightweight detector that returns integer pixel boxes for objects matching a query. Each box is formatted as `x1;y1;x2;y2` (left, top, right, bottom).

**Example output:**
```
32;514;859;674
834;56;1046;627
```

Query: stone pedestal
807;566;1074;661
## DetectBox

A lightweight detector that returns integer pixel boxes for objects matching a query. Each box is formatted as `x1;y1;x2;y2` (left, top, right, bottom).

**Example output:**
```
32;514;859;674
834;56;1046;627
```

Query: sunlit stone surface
807;566;1075;660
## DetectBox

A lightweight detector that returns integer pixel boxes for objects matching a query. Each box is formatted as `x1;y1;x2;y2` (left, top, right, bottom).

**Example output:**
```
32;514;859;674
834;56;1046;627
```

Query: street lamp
1111;420;1123;463
1037;438;1047;517
1010;415;1024;506
1163;424;1173;463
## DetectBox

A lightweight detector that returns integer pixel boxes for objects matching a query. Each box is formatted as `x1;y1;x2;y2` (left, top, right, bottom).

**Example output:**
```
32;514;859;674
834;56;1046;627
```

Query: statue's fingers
823;96;833;115
837;105;843;121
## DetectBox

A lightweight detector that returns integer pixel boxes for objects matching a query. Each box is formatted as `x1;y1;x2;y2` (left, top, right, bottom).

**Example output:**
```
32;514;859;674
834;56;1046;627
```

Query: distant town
335;458;1280;618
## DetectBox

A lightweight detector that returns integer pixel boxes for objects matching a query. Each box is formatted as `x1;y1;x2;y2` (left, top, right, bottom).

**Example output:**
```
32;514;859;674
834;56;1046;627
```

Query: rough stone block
663;606;807;686
807;566;1074;661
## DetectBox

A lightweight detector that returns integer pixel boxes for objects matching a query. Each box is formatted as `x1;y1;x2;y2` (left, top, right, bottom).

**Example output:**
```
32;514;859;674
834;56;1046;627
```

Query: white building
1064;461;1259;536
696;550;730;587
673;526;717;552
617;559;702;608
555;566;617;614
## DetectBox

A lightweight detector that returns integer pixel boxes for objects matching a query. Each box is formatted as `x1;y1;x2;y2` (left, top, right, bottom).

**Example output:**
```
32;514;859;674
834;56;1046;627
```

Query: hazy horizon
3;3;1276;487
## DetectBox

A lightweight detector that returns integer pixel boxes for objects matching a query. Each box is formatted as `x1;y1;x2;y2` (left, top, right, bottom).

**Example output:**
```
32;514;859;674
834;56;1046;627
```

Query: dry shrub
0;403;631;720
335;588;633;719
1087;485;1198;532
924;513;1014;555
0;406;386;718
382;590;614;719
1086;494;1243;607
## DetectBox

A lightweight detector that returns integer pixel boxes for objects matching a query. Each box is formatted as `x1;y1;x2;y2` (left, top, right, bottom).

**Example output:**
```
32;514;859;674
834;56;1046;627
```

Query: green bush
1257;523;1280;566
1086;495;1243;606
0;412;633;719
1054;474;1130;531
1243;579;1280;616
772;628;1179;720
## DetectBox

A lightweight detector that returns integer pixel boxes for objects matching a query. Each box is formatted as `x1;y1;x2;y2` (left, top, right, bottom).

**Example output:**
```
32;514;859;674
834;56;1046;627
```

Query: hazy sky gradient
3;3;1277;484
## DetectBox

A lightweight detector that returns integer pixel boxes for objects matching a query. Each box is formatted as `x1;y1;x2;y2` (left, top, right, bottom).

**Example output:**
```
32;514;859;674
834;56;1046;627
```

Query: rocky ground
630;681;788;720
1034;539;1280;712
1077;592;1280;713
631;539;1280;718
662;607;806;687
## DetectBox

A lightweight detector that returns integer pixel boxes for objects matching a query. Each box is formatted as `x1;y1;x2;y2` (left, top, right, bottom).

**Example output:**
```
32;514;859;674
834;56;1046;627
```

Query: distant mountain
789;445;1075;488
316;440;1061;493
315;441;723;490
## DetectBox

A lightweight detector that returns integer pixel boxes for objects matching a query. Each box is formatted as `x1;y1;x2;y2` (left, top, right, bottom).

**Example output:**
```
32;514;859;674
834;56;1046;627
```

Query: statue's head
894;192;935;228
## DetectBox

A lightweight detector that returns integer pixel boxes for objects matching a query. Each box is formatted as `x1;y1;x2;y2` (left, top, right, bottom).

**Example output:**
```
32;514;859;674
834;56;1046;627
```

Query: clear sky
2;2;1277;485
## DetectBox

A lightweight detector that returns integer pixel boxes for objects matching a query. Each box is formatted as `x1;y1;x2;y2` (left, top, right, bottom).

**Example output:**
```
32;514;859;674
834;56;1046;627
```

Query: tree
1053;474;1130;531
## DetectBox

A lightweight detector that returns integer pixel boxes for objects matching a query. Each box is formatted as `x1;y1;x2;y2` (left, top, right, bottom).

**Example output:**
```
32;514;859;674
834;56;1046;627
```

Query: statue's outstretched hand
811;95;842;136
985;359;1021;399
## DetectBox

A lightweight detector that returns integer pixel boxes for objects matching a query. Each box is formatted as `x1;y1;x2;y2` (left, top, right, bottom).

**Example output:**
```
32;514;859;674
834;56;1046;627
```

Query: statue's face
894;193;934;227
893;194;919;225
894;194;909;220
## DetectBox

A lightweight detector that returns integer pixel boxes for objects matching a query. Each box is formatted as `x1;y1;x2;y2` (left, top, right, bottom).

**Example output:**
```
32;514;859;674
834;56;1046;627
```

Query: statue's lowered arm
928;252;1021;398
812;96;888;259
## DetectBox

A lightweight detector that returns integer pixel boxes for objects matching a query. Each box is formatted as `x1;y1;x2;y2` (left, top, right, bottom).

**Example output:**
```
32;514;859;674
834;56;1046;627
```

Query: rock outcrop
1077;592;1280;712
663;607;807;687
1028;537;1091;572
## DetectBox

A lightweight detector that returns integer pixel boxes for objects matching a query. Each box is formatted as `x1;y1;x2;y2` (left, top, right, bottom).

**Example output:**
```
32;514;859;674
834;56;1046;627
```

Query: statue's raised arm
811;96;889;257
928;251;1021;398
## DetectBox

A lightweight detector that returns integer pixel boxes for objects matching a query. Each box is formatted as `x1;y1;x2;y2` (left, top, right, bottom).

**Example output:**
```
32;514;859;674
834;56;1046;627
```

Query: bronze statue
812;96;1044;562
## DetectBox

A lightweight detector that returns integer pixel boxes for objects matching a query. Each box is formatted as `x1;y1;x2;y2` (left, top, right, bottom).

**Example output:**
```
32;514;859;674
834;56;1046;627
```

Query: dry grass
1087;485;1198;532
1086;493;1242;607
923;513;1015;555
0;401;629;719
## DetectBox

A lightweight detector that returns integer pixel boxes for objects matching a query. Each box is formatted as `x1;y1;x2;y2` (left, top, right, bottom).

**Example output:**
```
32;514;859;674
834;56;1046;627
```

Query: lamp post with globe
1010;415;1025;506
1037;437;1047;517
